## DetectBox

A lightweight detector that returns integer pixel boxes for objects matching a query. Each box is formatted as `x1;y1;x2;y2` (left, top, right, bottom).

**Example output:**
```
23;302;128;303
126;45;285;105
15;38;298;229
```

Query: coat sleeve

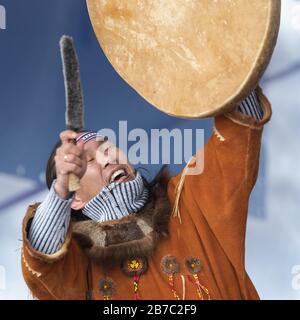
178;85;272;272
21;203;89;300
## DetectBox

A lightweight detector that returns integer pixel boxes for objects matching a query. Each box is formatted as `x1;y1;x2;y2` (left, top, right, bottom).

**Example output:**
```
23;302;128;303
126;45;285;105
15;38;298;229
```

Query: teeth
110;169;126;183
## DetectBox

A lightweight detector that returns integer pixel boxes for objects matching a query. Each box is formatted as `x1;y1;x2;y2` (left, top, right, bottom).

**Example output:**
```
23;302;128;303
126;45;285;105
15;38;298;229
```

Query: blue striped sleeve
28;181;73;254
237;90;264;120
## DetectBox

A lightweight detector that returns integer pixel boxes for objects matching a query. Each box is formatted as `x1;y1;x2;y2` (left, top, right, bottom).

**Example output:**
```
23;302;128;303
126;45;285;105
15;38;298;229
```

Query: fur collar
72;167;171;265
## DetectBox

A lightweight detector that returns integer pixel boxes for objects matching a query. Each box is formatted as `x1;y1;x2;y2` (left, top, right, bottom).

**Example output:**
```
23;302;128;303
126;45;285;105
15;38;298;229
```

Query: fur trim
72;167;171;264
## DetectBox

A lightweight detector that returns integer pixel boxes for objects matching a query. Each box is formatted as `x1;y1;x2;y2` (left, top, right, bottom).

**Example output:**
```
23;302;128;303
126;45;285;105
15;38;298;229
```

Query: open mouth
109;168;131;184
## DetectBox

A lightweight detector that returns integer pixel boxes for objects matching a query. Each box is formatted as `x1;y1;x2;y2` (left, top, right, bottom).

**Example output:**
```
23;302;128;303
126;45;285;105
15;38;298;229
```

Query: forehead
83;139;100;153
76;132;112;155
76;132;97;143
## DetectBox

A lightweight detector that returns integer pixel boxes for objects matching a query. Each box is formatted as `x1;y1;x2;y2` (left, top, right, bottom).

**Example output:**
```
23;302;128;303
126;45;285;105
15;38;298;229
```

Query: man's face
75;134;135;203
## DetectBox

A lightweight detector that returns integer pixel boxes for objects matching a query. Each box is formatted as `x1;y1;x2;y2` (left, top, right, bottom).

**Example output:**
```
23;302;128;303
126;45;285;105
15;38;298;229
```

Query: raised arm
171;86;272;271
21;131;88;299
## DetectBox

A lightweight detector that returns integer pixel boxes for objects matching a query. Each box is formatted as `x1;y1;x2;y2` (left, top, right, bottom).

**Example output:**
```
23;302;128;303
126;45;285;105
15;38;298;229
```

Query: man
21;86;271;300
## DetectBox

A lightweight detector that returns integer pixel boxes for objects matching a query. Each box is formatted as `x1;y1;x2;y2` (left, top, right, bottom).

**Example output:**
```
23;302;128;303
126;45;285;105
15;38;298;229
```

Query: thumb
77;139;85;155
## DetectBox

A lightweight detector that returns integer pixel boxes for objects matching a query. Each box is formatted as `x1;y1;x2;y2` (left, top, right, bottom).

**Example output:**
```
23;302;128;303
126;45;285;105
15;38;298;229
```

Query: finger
60;130;77;143
76;140;86;159
57;161;82;176
62;154;83;167
77;139;84;151
57;143;82;157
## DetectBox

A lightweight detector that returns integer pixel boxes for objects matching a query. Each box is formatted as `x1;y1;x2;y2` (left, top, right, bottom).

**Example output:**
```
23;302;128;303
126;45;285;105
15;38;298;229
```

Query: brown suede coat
21;86;272;300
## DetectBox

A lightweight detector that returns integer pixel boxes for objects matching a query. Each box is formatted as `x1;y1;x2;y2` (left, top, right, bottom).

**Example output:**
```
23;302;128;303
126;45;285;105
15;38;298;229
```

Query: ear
71;195;86;211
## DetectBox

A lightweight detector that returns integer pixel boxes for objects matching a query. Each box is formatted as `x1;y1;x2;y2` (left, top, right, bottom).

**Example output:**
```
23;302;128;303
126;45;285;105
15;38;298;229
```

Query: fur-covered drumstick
59;35;85;192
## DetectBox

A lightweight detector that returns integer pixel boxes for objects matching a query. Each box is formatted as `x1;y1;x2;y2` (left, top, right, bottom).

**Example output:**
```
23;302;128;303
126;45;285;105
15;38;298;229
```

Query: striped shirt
28;182;72;254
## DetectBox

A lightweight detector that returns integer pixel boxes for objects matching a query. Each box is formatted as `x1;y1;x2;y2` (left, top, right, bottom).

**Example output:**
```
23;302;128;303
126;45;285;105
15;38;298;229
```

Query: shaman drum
87;0;281;118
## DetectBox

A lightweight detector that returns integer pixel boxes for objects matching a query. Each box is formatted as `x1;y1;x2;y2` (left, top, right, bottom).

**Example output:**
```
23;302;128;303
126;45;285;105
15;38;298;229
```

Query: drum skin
87;0;281;118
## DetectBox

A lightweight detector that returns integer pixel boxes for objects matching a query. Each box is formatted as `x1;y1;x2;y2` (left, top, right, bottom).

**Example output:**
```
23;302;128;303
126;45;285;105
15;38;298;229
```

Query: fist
54;130;87;199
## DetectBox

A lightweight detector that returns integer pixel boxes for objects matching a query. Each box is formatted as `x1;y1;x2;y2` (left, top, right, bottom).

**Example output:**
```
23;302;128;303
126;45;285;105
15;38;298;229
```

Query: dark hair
45;139;62;189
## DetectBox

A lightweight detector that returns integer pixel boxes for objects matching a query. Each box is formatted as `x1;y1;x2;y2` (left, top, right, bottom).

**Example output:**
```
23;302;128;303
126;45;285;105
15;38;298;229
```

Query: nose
96;142;119;168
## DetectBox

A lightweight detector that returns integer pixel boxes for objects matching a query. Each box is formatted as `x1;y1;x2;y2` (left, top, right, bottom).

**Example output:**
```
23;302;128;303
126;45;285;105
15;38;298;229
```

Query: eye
104;145;114;156
87;158;94;163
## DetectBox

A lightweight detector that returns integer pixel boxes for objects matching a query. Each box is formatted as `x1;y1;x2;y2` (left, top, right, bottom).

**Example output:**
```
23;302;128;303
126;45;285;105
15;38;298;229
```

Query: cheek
81;165;104;192
128;165;136;177
117;150;129;165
